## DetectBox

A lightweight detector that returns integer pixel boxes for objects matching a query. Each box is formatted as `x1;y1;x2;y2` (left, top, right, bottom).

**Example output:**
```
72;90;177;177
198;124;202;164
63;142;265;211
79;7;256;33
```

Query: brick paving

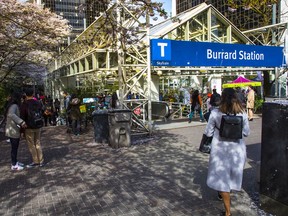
0;118;270;216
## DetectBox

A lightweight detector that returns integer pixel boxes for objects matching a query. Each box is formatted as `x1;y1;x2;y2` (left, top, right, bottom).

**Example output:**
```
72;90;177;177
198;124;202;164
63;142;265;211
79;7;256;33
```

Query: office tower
175;0;281;31
38;0;106;42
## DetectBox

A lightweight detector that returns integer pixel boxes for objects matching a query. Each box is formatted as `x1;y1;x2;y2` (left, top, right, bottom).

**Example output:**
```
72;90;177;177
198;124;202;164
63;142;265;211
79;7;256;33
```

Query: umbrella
222;76;261;88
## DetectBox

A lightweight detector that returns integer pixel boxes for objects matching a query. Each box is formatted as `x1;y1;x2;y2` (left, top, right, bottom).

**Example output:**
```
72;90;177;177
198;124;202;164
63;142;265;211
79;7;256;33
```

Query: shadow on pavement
0;120;270;215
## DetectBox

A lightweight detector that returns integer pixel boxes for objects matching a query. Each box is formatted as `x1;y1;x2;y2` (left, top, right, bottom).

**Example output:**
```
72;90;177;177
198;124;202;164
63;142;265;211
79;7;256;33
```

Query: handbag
219;114;243;139
204;111;211;122
199;134;212;154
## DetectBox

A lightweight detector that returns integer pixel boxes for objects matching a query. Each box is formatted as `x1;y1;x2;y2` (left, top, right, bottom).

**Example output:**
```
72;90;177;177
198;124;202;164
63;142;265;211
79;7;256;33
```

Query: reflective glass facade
176;0;280;31
41;0;106;35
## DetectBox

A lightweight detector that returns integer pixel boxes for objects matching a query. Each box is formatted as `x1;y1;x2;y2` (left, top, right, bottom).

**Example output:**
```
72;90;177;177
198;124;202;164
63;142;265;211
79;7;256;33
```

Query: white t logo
157;42;168;57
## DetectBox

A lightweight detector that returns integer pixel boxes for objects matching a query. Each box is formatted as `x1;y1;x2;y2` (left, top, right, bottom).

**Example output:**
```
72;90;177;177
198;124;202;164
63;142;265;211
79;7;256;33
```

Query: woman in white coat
5;92;27;170
204;88;250;216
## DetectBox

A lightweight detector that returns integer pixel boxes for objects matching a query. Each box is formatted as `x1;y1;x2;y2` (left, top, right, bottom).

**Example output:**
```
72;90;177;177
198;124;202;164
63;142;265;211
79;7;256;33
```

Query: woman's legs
10;138;20;166
76;119;81;134
220;191;231;216
199;109;205;121
248;108;254;120
43;115;48;126
188;107;195;123
72;119;80;135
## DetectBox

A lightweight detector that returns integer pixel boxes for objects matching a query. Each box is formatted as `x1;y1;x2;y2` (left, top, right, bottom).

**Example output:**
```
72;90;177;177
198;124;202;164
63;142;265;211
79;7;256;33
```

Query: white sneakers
11;162;24;171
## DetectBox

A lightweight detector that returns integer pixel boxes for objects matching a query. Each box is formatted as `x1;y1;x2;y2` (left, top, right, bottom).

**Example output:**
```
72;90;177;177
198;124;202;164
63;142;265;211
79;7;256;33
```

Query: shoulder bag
199;134;212;154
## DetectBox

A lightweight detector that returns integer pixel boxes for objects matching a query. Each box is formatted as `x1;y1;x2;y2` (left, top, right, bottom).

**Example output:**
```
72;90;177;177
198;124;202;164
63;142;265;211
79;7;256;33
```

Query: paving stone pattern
0;119;272;216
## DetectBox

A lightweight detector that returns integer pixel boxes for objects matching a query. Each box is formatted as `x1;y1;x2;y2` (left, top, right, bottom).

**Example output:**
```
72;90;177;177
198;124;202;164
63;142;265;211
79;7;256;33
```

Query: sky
153;0;172;24
161;0;172;16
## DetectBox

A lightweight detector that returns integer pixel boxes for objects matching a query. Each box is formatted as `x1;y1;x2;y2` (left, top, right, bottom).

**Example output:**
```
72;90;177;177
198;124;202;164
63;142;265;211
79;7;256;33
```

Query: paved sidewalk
0;118;270;216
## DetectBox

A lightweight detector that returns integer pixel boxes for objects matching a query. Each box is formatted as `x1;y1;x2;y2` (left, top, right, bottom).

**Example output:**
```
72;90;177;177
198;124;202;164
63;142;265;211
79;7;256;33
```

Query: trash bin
92;109;109;144
108;109;132;148
260;101;288;215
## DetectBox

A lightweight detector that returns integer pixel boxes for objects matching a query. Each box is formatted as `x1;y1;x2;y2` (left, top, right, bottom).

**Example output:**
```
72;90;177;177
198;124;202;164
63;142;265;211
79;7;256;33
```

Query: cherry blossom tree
0;0;71;84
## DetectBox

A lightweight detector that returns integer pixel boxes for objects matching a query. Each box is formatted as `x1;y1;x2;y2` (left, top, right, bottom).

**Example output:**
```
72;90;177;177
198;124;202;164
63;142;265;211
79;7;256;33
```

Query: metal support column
275;67;279;97
117;1;124;108
146;0;152;133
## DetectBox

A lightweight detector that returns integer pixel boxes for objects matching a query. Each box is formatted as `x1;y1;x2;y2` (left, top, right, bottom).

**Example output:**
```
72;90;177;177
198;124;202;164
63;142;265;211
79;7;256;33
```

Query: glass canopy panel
86;55;92;70
189;13;208;42
176;25;186;40
210;11;229;43
80;59;85;71
110;52;118;68
97;52;106;68
231;32;243;44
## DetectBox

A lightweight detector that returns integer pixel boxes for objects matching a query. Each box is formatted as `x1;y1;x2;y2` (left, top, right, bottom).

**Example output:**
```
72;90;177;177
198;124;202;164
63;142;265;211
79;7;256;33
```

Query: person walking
210;88;221;110
188;90;205;123
110;92;119;109
235;87;246;109
63;92;71;126
63;92;71;110
53;98;60;125
20;88;45;168
67;94;81;136
5;92;27;171
54;98;60;113
204;88;250;216
246;85;255;121
204;92;212;122
43;99;53;126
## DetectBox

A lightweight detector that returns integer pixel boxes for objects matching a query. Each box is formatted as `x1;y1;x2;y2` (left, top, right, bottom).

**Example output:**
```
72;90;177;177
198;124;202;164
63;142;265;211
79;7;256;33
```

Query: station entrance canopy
151;39;285;68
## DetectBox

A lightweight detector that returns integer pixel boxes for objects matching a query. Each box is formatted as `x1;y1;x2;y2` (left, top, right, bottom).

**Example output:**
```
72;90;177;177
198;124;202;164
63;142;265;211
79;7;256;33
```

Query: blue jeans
189;108;204;121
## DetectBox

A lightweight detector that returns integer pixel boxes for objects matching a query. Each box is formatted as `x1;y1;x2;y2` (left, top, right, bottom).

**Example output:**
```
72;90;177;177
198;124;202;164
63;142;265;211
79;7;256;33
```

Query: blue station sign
151;39;285;67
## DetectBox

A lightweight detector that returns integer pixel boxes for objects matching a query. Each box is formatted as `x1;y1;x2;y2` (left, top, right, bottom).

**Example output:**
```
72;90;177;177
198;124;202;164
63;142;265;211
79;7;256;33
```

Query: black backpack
219;114;243;139
26;101;44;129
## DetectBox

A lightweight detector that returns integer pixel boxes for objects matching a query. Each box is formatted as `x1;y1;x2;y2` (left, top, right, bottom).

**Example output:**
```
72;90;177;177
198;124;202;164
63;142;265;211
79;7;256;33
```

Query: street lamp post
116;0;123;108
146;0;152;134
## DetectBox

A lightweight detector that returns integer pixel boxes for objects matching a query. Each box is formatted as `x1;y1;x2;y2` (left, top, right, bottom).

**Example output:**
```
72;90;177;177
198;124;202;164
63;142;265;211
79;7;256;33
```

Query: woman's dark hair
4;91;23;117
191;90;199;105
219;88;244;114
24;88;34;97
70;94;76;99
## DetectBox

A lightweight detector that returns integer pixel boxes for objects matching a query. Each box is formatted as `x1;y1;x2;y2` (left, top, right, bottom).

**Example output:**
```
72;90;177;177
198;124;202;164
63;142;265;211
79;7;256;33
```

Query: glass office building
40;0;106;41
175;0;280;31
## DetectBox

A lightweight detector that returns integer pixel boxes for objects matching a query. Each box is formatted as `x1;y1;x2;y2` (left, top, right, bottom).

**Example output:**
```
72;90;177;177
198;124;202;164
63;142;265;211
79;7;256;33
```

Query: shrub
254;96;264;113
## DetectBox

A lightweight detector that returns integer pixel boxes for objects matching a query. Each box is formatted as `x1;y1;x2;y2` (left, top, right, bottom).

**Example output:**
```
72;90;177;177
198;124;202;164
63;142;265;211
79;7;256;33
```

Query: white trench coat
204;109;250;192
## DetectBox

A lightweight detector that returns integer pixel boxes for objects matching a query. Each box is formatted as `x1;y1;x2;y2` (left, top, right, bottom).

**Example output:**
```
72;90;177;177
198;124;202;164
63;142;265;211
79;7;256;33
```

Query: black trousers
10;137;20;166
